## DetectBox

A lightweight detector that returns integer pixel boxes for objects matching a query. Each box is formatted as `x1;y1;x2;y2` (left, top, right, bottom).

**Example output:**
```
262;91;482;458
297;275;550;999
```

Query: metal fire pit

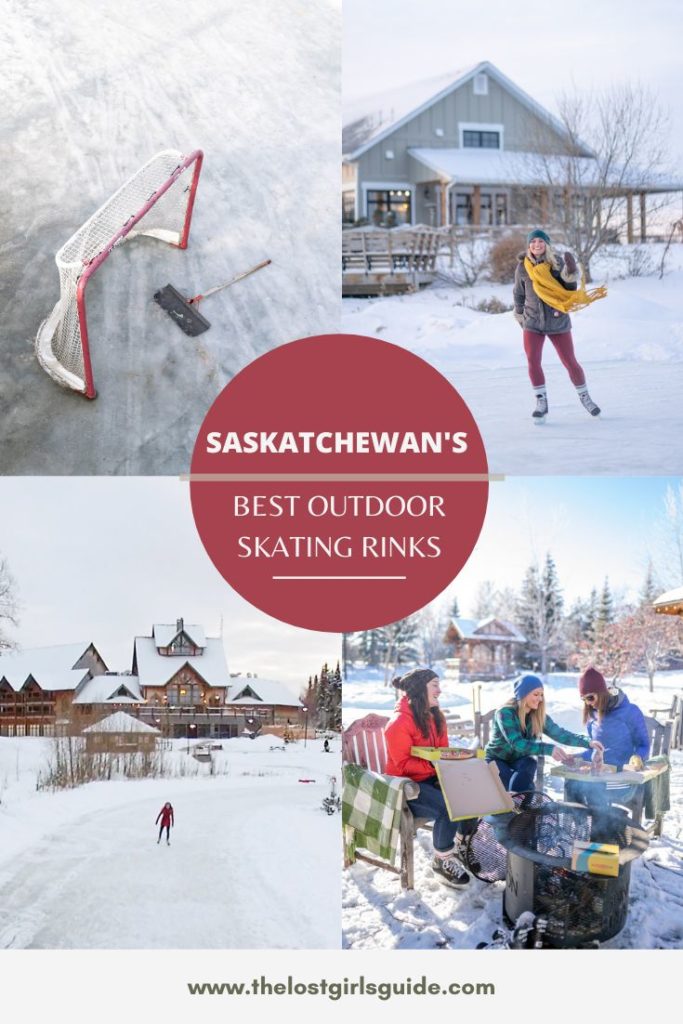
494;801;649;947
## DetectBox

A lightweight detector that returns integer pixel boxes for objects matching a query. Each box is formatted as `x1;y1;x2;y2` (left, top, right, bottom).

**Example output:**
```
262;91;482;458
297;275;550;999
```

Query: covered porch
408;147;683;240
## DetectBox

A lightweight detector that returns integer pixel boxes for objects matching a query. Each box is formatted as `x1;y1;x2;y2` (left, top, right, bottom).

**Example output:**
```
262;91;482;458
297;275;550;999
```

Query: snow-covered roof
343;67;474;155
654;587;683;613
82;711;160;734
228;678;302;708
73;674;144;705
409;148;683;192
0;642;98;691
450;617;526;643
134;635;228;688
153;623;206;648
343;61;591;161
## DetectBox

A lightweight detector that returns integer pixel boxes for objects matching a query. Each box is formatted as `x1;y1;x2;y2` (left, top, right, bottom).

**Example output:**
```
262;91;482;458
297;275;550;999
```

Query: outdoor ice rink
0;0;339;474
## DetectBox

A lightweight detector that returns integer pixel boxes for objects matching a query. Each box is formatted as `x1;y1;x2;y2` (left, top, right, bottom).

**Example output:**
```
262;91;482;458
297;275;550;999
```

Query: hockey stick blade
154;284;211;336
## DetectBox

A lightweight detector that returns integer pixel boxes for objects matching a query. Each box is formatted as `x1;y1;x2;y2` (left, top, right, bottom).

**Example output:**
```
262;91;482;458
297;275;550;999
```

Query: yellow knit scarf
524;257;607;313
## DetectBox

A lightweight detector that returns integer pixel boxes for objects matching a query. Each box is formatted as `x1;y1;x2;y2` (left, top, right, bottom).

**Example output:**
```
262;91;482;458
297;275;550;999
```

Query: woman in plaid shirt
485;674;603;794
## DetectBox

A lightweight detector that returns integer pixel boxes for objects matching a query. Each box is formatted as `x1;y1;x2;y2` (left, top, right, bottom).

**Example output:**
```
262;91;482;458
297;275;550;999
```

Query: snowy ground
0;734;342;948
0;0;340;474
342;245;683;475
342;668;683;949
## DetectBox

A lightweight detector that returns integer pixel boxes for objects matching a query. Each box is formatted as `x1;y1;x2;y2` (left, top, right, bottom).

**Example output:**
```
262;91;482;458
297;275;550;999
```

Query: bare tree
525;84;672;278
652;482;683;590
0;555;19;650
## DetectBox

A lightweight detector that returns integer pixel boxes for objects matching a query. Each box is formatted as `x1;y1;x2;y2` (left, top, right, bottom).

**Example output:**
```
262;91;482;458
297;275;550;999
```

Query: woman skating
156;801;174;845
513;229;605;421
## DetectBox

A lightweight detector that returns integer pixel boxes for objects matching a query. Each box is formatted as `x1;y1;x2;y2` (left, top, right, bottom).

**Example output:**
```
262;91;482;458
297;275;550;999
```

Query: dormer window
463;129;500;149
473;73;488;96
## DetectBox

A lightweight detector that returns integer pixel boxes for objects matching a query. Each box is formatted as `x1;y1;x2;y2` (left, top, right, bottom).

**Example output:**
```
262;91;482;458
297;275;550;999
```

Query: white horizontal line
272;575;407;580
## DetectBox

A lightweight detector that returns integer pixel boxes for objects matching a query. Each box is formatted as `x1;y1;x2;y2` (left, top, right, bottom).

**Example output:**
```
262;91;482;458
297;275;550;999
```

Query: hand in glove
563;251;578;276
514;311;524;328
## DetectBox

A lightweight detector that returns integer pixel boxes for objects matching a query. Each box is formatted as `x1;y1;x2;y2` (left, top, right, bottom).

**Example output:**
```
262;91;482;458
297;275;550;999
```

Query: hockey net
35;149;203;399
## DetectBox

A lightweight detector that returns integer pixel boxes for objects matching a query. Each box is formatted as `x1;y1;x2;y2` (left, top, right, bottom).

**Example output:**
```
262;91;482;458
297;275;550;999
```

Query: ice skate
578;390;601;417
532;393;548;422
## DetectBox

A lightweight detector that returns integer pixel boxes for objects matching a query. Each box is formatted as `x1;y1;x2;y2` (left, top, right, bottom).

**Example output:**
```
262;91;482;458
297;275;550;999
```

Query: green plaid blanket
342;763;407;865
644;755;671;820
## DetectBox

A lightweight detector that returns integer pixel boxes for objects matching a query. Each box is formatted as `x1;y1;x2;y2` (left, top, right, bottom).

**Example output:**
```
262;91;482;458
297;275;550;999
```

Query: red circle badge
190;334;488;631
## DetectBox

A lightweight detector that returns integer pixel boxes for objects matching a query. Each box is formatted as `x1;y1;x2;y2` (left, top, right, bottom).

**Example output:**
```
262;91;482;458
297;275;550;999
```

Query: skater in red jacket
156;802;174;845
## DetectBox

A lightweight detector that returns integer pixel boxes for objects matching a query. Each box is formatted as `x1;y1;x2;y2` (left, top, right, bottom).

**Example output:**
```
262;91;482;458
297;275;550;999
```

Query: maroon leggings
523;330;586;388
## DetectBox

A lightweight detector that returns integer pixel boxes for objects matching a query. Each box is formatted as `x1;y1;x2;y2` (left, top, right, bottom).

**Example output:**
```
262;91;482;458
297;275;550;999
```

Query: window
473;73;488;96
29;725;41;737
454;193;472;225
463;130;500;149
342;192;355;224
167;683;202;706
495;193;508;226
366;189;412;227
479;193;492;226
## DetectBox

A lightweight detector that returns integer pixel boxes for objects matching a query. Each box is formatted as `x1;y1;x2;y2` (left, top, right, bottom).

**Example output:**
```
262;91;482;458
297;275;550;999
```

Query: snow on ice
0;734;341;949
342;668;683;950
342;245;683;475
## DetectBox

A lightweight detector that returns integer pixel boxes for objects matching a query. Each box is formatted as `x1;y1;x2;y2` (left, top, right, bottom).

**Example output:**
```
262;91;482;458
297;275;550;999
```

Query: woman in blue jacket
565;667;650;808
576;667;649;769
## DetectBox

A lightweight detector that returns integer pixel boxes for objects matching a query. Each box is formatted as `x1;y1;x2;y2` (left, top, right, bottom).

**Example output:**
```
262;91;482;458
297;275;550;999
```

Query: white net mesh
35;150;200;394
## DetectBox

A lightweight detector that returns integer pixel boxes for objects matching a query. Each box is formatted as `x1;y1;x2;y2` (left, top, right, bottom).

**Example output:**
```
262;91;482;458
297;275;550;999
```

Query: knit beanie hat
393;668;438;698
514;673;543;701
578;667;607;696
527;229;550;245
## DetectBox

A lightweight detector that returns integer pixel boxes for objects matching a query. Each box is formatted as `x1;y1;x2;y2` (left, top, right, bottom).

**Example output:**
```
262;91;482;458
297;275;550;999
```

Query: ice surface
0;734;341;948
343;247;683;474
0;0;340;474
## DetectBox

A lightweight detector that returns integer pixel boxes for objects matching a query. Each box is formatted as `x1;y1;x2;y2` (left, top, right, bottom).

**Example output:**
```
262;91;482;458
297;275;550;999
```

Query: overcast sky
0;478;339;696
1;477;679;663
344;0;683;163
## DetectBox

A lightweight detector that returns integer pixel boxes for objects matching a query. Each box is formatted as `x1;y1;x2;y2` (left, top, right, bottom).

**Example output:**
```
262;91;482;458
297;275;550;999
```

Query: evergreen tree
595;577;615;632
586;587;599;640
516;553;565;675
356;629;383;667
450;594;461;619
639;562;659;607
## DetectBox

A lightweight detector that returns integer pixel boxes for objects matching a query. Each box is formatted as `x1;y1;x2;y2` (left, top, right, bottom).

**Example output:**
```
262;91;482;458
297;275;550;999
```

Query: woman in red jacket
156;801;174;845
385;669;471;888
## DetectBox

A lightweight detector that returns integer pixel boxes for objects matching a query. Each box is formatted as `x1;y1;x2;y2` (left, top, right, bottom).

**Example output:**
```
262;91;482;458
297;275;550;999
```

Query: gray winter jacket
513;253;579;334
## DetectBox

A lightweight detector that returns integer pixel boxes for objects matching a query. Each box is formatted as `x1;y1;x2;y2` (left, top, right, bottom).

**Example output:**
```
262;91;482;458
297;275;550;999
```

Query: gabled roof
134;635;228;688
73;674;144;705
153;623;206;648
343;60;593;161
0;642;101;692
83;711;160;734
449;617;526;643
227;678;302;708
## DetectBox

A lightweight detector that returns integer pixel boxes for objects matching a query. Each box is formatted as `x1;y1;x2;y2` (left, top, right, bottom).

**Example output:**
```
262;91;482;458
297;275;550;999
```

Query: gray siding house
343;61;678;238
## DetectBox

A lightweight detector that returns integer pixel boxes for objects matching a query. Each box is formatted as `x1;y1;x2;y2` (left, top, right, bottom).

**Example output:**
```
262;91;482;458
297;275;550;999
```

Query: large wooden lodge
0;619;304;739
